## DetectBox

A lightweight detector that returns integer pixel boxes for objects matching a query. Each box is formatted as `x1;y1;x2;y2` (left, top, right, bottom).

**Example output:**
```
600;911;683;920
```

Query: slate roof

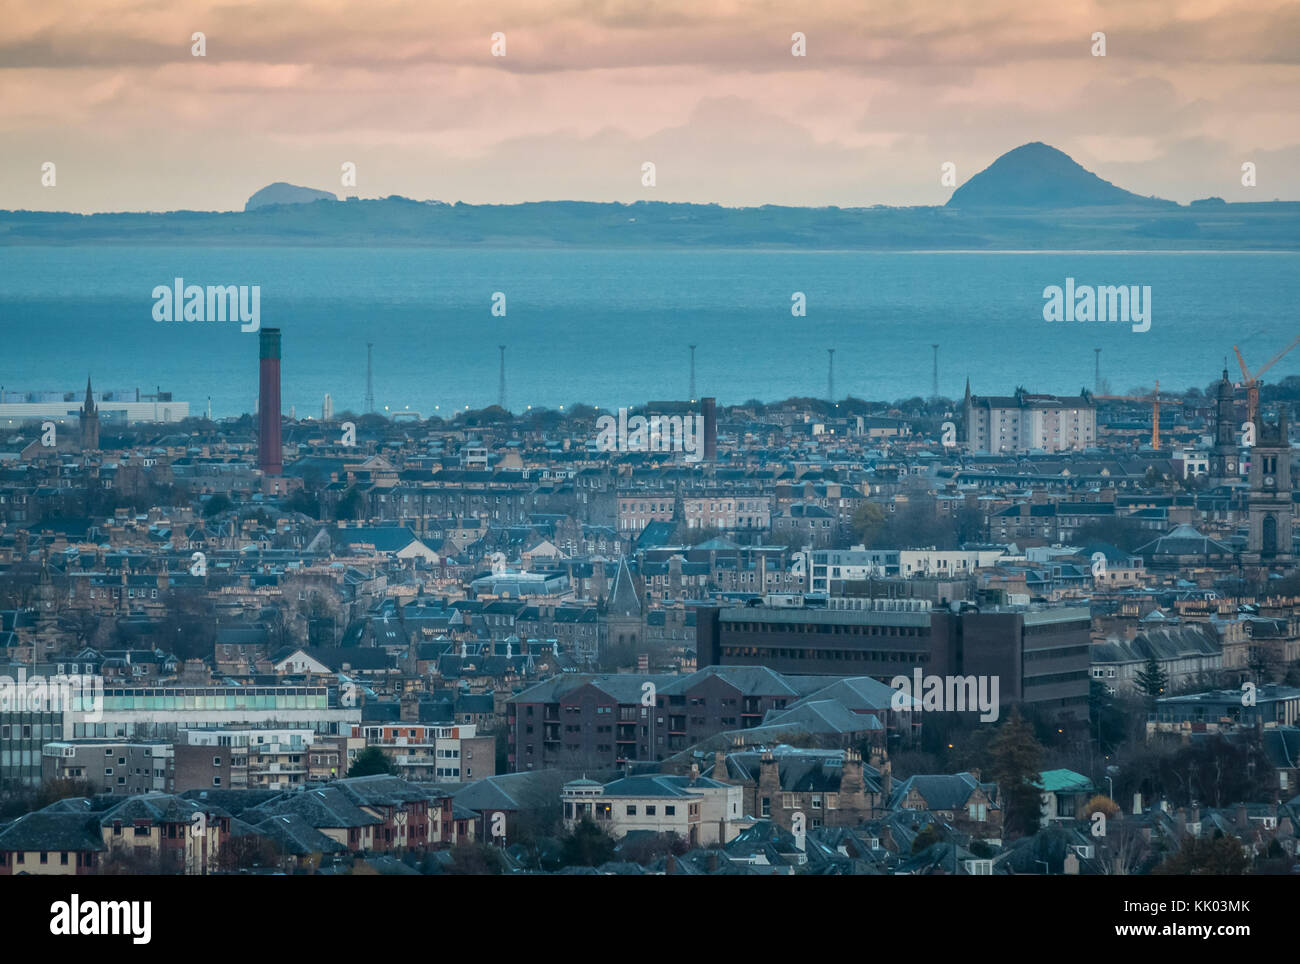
719;747;881;794
100;793;229;827
597;774;724;798
761;699;884;735
252;813;349;856
0;811;106;853
248;786;381;829
889;772;996;812
1092;623;1221;665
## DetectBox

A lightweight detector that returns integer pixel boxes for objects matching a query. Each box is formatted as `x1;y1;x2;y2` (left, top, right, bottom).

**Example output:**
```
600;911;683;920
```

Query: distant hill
947;142;1172;209
245;182;338;212
2;150;1297;249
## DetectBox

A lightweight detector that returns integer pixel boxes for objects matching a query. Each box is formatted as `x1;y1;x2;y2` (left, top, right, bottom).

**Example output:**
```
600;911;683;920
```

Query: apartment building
508;667;818;770
963;385;1097;454
809;547;1007;591
175;728;322;791
355;722;495;783
41;740;172;795
65;685;361;741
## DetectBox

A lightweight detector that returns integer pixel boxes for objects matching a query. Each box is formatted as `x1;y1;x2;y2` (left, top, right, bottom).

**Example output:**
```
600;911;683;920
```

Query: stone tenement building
962;382;1096;454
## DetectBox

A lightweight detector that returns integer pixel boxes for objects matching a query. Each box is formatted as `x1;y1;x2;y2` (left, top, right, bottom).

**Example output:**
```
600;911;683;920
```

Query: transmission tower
364;343;375;413
498;345;507;411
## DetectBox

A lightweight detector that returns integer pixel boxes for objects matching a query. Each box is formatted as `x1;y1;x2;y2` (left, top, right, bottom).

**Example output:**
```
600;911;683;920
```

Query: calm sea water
0;247;1295;418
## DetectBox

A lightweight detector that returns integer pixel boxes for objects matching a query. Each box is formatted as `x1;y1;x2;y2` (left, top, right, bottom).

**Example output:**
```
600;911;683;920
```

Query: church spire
80;375;100;451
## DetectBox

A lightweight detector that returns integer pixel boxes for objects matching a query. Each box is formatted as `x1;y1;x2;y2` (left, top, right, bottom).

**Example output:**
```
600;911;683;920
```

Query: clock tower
1209;369;1240;486
1244;406;1293;568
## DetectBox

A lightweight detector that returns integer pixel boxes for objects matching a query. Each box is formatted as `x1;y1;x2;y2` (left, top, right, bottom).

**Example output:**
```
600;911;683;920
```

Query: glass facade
97;687;329;712
0;711;65;786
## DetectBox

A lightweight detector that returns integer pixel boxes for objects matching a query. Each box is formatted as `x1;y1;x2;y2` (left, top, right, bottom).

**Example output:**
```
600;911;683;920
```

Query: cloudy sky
3;0;1298;212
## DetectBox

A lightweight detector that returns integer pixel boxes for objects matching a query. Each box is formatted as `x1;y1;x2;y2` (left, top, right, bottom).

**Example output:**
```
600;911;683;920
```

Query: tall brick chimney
258;327;283;476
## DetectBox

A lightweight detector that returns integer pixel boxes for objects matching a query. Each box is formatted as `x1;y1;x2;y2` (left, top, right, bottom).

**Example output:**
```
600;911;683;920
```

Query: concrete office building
696;598;1091;722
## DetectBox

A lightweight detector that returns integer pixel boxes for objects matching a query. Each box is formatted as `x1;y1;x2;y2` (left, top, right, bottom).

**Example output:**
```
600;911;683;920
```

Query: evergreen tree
347;746;395;777
988;708;1045;837
1135;656;1169;704
559;818;616;867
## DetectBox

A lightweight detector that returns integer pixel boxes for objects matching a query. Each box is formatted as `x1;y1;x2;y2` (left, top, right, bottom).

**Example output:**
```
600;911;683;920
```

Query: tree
1153;834;1249;875
953;504;986;544
618;832;689;864
347;746;395;778
203;493;233;518
988;709;1045;837
157;591;219;662
1089;679;1135;755
1247;641;1280;685
1098;822;1153;876
59;608;101;649
1072;518;1147;553
335;487;363;521
217;834;280;872
286;488;321;519
100;847;166;875
911;823;944;853
1083;794;1120;819
1135;657;1169;706
34;778;94;810
851;502;887;544
447;841;506;875
558;817;616;867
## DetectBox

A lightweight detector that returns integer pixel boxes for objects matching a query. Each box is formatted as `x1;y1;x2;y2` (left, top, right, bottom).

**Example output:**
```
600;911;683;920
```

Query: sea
0;246;1296;419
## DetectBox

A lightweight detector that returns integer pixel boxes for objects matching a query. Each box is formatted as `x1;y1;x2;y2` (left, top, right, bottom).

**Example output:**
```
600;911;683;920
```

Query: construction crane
1233;334;1300;425
1094;380;1183;449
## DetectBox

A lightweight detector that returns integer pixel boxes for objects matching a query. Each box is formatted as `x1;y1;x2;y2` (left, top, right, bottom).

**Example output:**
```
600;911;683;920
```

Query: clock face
1265;476;1275;487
